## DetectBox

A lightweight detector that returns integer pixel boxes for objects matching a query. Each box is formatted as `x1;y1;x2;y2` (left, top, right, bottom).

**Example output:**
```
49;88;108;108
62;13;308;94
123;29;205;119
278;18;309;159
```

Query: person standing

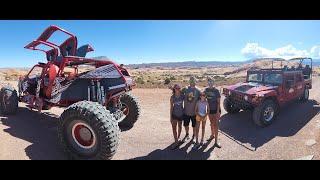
170;84;184;149
204;77;222;148
181;76;201;142
194;91;209;148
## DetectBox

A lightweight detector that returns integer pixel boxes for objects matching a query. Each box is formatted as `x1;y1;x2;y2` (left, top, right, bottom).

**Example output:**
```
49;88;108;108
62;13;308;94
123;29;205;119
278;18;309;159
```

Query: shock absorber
96;80;101;104
87;86;91;101
91;80;96;102
101;85;105;105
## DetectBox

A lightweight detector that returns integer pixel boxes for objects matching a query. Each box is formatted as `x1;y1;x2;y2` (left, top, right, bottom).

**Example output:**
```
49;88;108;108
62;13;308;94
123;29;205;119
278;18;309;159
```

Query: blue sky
0;20;320;68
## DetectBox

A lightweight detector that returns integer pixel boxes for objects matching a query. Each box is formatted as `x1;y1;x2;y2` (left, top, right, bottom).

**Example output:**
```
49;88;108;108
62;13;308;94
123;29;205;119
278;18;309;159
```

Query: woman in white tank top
194;91;209;147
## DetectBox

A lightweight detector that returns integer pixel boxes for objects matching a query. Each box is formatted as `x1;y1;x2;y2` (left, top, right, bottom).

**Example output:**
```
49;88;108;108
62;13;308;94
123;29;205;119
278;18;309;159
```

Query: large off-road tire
58;101;120;160
223;97;240;114
299;88;309;102
0;85;19;115
252;99;277;127
118;93;141;130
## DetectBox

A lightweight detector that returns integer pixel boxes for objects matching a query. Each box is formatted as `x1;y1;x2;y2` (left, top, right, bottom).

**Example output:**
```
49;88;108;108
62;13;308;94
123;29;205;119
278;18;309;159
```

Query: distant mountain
91;56;320;68
126;60;249;69
312;59;320;66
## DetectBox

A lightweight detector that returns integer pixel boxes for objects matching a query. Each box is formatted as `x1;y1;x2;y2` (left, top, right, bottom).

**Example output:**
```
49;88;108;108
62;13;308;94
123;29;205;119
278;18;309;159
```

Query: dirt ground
0;78;320;160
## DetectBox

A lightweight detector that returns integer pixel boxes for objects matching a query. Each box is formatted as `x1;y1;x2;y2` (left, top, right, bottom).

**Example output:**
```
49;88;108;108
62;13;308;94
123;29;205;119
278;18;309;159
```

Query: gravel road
1;78;319;160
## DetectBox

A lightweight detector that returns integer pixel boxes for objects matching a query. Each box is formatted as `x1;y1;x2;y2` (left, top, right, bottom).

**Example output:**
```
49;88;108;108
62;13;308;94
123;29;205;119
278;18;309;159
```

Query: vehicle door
21;65;45;96
294;73;304;99
283;73;296;102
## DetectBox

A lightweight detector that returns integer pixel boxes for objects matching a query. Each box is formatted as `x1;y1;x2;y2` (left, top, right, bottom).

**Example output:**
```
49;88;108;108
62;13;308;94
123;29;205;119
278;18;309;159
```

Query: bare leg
213;117;221;148
184;126;189;137
201;119;206;143
209;115;215;139
195;121;200;144
177;121;182;140
171;120;178;142
214;118;219;143
192;126;196;139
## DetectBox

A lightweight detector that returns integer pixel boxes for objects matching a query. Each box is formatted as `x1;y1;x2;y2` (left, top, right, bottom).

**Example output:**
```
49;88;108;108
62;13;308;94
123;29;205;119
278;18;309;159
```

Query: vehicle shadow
219;99;320;150
129;138;216;160
0;106;67;160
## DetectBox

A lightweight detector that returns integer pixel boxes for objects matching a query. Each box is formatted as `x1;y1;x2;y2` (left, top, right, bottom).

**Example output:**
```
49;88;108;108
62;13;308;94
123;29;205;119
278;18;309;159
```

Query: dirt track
1;78;320;160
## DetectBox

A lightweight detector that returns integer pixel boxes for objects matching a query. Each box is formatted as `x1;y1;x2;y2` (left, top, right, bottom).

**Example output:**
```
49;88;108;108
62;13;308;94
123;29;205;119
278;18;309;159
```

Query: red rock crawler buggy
0;25;141;160
222;58;312;127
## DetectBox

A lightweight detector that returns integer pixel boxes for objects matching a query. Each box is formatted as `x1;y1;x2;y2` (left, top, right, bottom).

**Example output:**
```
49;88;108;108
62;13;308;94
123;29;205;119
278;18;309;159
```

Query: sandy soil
0;78;320;160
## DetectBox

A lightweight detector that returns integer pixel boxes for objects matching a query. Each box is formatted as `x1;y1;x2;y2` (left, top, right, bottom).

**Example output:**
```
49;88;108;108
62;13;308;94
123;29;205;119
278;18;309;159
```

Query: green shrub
136;77;145;84
164;78;171;85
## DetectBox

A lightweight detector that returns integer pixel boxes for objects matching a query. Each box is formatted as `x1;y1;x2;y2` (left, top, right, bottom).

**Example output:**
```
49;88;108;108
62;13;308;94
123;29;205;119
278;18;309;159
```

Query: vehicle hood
226;82;278;95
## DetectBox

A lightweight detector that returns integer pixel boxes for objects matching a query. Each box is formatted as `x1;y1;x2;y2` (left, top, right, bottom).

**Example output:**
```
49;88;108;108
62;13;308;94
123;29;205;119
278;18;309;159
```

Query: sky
0;20;320;68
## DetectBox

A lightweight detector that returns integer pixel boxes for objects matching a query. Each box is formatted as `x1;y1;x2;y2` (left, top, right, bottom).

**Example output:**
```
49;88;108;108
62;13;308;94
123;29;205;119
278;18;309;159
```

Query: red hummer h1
222;58;312;127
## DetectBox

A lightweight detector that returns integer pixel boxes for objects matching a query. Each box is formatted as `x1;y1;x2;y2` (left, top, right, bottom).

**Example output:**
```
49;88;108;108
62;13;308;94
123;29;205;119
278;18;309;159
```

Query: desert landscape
1;59;320;160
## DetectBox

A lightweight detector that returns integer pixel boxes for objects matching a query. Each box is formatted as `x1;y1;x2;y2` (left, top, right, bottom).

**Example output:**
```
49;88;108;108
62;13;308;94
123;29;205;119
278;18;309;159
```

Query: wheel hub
121;103;129;116
71;122;96;149
263;106;274;122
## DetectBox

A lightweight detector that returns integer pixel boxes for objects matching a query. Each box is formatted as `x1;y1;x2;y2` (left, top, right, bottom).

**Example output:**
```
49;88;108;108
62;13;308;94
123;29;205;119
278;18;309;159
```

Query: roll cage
24;25;94;59
247;57;313;83
24;25;131;80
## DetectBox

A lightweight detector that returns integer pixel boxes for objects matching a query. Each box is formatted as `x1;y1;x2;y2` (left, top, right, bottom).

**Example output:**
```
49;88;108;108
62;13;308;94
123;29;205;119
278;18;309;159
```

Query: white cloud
241;43;275;58
310;45;320;58
241;43;314;59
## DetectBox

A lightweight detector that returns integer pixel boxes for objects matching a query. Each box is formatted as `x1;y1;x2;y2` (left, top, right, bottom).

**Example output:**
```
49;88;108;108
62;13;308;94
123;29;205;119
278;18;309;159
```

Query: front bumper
223;89;260;109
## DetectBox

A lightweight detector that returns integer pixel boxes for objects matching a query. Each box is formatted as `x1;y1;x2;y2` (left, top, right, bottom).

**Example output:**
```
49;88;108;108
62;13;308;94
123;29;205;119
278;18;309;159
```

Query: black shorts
209;109;221;115
171;114;184;121
183;114;196;127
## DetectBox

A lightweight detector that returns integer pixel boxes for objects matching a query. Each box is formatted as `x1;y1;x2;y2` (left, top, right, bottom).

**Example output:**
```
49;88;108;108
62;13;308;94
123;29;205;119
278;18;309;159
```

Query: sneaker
214;142;221;148
192;143;200;150
207;135;214;141
170;142;179;150
184;134;190;141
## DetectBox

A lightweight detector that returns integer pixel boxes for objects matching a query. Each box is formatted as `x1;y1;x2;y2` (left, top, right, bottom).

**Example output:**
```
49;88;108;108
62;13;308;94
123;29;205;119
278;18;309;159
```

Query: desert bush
164;78;171;85
136;76;145;84
214;75;226;81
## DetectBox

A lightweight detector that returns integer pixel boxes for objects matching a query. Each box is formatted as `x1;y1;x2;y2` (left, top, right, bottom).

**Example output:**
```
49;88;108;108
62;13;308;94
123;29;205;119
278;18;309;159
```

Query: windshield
248;73;263;82
248;73;283;84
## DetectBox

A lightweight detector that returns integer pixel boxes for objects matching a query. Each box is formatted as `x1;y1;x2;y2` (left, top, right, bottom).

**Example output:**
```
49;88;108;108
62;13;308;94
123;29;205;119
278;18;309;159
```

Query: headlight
244;95;248;101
